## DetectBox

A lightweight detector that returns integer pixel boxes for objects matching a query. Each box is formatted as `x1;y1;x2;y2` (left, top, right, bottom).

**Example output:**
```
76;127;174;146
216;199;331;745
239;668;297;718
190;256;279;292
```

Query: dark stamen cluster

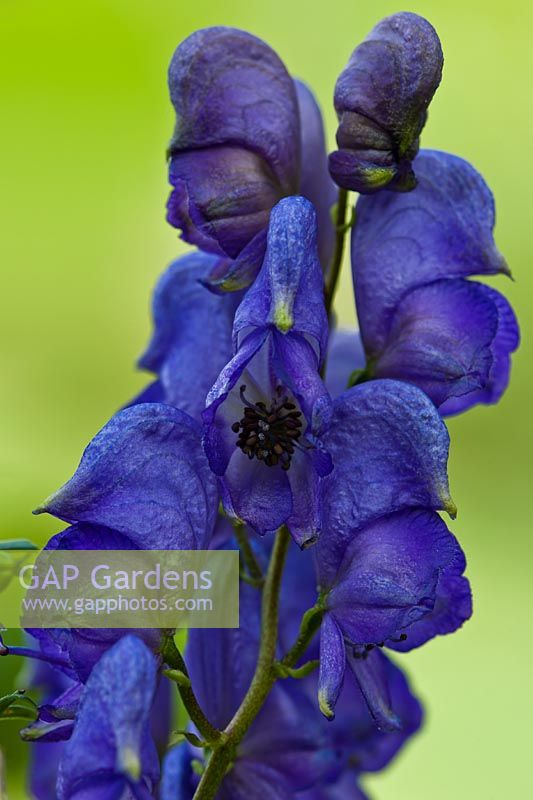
352;633;407;660
232;385;303;470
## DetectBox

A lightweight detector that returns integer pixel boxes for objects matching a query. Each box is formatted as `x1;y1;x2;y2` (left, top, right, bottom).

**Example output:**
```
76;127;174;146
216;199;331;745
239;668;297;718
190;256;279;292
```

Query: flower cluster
1;12;518;800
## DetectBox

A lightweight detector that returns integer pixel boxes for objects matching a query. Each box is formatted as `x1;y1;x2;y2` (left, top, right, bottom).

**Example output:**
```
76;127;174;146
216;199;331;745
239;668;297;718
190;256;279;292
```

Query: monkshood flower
203;196;333;545
34;403;218;550
3;402;217;703
351;150;520;414
134;251;240;421
329;13;443;193
20;629;172;798
316;508;471;728
167;27;335;291
56;635;160;800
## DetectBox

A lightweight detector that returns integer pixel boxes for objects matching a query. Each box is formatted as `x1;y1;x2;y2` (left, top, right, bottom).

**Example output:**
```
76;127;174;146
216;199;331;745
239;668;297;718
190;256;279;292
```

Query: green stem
162;637;222;745
282;604;324;668
233;520;264;587
192;527;290;800
325;188;349;313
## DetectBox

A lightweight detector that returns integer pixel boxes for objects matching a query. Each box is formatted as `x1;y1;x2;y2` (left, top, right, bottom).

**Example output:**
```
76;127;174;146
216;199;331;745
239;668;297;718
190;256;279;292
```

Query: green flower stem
281;604;325;668
192;526;291;800
232;520;264;587
325;188;349;313
162;636;222;746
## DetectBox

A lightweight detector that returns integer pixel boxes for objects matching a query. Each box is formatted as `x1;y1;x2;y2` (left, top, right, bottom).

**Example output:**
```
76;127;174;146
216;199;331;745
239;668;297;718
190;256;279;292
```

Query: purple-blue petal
346;649;402;732
318;380;455;585
234;197;328;362
388;554;472;652
160;744;196;800
137;253;239;420
324;329;366;398
438;283;520;415
328;654;423;771
167;27;299;276
295;80;336;271
34;404;218;550
353;149;511;359
56;636;159;799
326;510;465;646
371;279;500;408
318;613;346;719
27;524;164;683
330;13;443;193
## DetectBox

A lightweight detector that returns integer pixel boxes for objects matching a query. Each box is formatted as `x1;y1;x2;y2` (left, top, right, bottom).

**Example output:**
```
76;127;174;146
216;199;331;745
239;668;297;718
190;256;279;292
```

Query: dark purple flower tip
33;403;218;550
56;636;160;800
166;27;300;288
329;13;443;193
352;149;519;413
132;252;239;421
234;196;329;362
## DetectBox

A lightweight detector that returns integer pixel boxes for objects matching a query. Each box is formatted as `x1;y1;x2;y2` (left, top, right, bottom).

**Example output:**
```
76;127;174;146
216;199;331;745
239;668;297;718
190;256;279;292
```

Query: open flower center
232;385;303;469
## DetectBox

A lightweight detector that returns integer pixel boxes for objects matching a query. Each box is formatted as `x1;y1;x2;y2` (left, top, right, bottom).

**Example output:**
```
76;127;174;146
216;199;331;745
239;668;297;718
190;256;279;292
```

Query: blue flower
34;403;218;550
316;509;471;728
350;150;519;413
329;13;443;193
56;635;160;799
167;28;335;291
13;402;218;689
203;196;333;545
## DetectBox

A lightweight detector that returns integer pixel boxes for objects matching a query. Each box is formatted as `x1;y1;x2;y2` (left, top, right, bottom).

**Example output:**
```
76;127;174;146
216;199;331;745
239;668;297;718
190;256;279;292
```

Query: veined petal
388;553;472;652
34;404;218;550
27;524;164;683
137;253;239;420
234;197;328;362
168;27;300;193
167;27;299;268
326;510;464;646
439;283;520;415
372;279;503;409
330;13;443;193
353;150;511;358
346;649;401;732
318;380;454;585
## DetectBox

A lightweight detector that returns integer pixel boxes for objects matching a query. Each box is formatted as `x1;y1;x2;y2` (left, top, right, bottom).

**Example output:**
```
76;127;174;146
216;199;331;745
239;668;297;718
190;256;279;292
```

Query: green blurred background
1;0;531;796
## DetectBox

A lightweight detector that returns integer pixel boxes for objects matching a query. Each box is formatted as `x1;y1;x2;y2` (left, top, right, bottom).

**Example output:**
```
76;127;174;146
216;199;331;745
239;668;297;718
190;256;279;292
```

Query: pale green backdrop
1;1;531;797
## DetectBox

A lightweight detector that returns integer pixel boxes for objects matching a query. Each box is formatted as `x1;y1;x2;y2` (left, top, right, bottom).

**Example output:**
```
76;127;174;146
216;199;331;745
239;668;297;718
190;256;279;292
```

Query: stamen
232;385;305;470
